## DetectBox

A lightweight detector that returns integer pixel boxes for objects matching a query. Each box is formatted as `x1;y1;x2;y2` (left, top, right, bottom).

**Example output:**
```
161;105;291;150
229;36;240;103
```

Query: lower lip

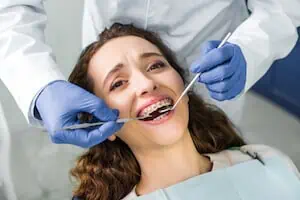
140;109;175;125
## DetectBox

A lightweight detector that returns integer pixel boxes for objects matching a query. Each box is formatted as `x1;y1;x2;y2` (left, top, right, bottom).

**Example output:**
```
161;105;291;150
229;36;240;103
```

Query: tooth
153;112;168;121
144;106;151;114
152;104;158;111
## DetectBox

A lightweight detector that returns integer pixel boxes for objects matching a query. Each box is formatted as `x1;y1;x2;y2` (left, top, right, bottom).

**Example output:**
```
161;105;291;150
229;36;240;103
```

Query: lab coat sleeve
227;0;300;93
0;0;66;126
81;0;99;49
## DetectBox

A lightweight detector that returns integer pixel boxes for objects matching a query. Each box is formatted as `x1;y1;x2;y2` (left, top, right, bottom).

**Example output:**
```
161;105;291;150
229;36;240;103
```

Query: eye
147;61;166;72
110;80;128;91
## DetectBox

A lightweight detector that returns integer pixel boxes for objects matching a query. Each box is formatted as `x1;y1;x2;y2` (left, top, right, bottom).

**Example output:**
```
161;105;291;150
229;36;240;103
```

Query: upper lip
136;95;172;117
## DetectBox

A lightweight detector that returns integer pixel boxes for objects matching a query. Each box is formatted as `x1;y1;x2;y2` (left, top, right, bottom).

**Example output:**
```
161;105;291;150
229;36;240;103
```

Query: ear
185;93;190;103
108;134;117;141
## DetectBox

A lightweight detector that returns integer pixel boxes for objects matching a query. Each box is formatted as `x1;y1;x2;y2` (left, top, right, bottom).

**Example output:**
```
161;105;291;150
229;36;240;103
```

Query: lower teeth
153;112;168;121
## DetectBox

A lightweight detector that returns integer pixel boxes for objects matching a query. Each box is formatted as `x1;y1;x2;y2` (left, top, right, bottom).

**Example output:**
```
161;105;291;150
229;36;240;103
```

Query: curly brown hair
69;23;245;200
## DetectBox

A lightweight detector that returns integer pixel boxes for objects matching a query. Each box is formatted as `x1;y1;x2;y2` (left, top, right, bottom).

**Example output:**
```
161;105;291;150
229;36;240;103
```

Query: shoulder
206;144;300;178
231;144;300;178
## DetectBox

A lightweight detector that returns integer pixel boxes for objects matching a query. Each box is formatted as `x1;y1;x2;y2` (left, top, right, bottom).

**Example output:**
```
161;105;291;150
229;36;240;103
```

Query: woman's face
88;36;189;149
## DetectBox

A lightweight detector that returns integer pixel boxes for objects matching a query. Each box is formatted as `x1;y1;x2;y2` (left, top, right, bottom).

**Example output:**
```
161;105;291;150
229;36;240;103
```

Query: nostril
141;91;148;96
140;84;158;96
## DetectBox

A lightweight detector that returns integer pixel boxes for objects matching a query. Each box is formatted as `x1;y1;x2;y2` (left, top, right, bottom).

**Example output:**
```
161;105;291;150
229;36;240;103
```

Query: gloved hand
190;41;247;101
35;80;123;148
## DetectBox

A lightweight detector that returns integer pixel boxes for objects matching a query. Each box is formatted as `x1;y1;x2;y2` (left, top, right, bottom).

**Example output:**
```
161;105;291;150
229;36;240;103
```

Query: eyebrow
140;52;163;59
103;52;164;88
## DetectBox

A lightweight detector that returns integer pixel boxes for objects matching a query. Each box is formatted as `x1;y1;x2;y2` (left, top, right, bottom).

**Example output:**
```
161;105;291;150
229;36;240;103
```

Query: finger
209;73;244;101
199;61;236;84
200;40;221;54
206;69;240;93
190;45;234;74
53;121;123;148
86;121;123;147
191;41;220;73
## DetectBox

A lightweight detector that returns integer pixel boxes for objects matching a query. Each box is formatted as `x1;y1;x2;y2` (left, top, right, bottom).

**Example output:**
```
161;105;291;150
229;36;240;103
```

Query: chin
147;122;188;146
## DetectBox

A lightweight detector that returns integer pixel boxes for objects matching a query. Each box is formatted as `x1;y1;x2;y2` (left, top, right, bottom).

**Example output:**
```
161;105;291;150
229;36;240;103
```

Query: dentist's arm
0;1;123;148
228;0;300;92
0;0;65;125
191;0;300;101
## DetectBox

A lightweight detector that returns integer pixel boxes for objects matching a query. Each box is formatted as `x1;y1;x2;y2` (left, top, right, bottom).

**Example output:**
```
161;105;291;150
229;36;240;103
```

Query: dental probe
159;32;232;113
62;114;152;130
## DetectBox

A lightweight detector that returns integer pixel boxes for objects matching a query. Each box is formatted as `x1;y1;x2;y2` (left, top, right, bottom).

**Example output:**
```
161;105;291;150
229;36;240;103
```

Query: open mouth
138;97;174;121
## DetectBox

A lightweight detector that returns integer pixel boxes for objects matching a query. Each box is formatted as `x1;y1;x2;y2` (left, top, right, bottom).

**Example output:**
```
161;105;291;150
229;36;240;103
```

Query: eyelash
146;61;166;72
109;61;166;91
110;80;128;91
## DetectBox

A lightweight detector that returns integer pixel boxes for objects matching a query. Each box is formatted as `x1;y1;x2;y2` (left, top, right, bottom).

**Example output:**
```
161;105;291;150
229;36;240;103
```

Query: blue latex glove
35;80;123;148
190;41;247;101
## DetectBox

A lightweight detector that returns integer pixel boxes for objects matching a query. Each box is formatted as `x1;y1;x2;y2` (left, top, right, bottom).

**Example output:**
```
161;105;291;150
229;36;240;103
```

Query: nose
133;72;158;96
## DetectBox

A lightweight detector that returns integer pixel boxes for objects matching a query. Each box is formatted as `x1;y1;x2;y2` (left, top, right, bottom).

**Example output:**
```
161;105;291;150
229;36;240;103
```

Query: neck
132;130;212;196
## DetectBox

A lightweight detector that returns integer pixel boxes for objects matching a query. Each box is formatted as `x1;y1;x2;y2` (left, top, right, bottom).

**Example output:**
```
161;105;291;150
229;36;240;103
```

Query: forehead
89;36;162;67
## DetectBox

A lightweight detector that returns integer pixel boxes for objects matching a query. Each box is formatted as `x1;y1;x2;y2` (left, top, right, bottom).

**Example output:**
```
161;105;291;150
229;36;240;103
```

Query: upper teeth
140;98;172;117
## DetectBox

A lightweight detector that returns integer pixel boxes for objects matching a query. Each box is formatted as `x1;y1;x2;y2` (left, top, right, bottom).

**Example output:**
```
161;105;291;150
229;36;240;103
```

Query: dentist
0;0;300;149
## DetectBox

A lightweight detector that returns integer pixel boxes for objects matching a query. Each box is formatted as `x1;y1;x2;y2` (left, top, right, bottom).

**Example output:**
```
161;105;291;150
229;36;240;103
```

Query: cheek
164;70;185;93
116;122;143;146
104;94;132;118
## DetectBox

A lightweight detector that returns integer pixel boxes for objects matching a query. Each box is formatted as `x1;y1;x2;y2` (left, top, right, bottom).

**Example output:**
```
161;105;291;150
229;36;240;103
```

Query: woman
69;23;300;200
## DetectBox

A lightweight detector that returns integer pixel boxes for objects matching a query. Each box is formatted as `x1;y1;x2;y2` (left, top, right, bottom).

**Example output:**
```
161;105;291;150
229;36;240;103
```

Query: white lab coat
0;102;17;200
0;0;300;199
